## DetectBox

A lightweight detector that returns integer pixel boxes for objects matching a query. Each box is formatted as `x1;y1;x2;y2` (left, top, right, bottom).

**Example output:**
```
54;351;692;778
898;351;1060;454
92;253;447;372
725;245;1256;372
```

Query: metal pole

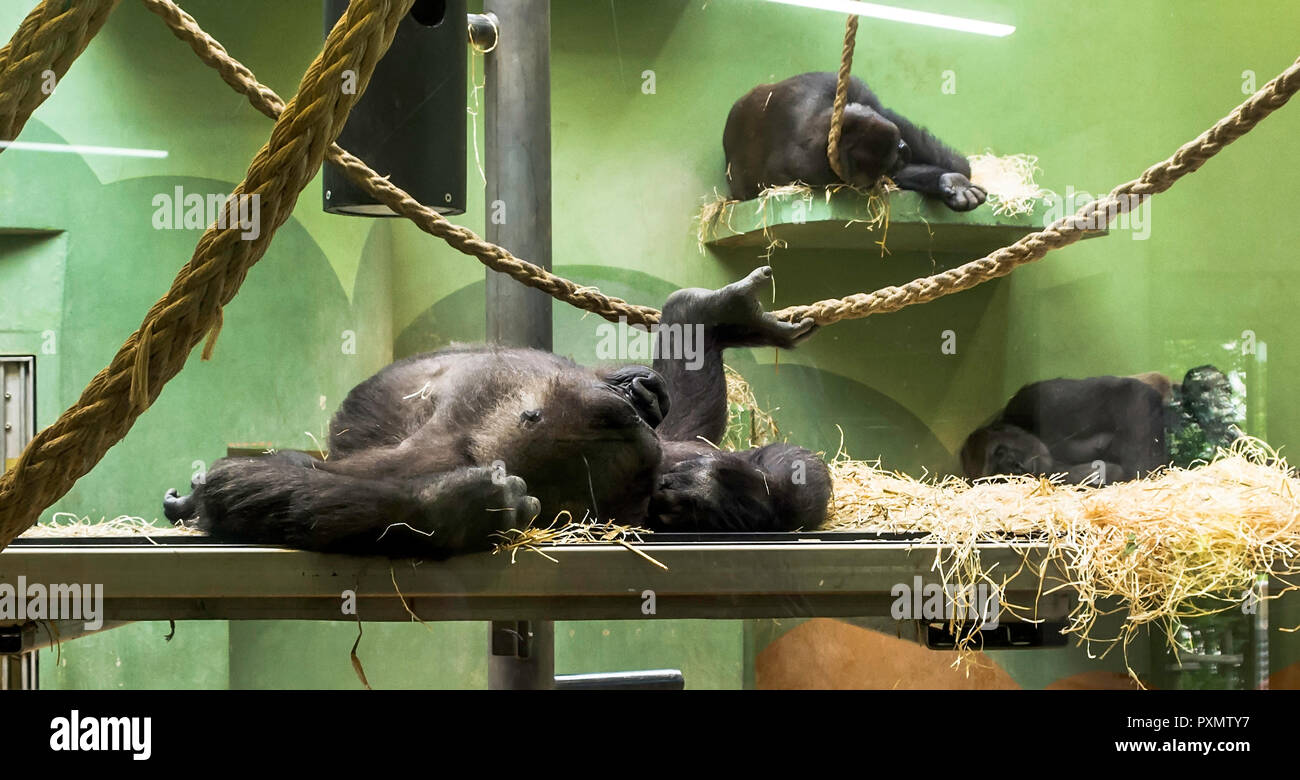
484;0;552;349
483;0;554;690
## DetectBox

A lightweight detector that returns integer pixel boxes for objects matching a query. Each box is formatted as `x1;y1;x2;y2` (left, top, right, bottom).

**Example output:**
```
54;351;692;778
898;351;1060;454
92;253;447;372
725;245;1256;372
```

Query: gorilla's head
468;363;666;524
1181;364;1244;444
837;105;910;187
1182;366;1236;423
962;423;1053;478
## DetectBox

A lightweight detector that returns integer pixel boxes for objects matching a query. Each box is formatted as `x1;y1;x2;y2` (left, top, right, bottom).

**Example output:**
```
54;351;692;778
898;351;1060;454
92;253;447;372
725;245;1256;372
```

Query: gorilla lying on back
163;268;832;557
960;374;1169;485
723;72;986;211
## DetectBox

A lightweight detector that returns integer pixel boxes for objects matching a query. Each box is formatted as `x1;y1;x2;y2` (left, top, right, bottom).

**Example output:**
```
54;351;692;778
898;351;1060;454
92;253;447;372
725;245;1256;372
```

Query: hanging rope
0;0;119;146
825;13;859;182
0;0;415;549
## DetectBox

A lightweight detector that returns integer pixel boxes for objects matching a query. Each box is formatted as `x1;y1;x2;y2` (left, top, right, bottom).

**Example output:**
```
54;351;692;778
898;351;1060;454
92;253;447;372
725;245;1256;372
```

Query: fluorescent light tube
766;0;1015;37
0;140;168;159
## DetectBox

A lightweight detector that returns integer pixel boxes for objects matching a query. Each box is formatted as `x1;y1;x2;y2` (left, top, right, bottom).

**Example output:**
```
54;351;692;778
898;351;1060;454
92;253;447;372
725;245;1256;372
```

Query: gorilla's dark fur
961;375;1168;485
164;268;832;557
723;72;986;211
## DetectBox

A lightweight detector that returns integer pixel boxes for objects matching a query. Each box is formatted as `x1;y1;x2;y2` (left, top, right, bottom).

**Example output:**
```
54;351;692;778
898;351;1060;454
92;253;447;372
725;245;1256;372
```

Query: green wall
3;0;1297;687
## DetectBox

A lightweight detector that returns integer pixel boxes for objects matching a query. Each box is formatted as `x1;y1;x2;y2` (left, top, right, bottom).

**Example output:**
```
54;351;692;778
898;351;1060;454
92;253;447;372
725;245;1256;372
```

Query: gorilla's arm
649;440;831;532
874;106;985;211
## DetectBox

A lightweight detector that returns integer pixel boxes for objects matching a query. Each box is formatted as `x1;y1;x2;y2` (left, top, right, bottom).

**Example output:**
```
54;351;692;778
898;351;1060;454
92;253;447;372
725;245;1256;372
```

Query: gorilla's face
986;427;1053;476
1183;367;1238;425
469;367;665;524
840;105;907;186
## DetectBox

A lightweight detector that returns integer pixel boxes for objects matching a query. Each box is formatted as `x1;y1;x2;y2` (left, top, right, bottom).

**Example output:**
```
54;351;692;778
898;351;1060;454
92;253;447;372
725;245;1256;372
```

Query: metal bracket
467;12;499;52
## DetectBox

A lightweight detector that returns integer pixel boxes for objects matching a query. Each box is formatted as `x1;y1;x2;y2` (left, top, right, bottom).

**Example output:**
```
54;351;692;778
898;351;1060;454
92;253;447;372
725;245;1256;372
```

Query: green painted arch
19;169;392;522
734;360;951;476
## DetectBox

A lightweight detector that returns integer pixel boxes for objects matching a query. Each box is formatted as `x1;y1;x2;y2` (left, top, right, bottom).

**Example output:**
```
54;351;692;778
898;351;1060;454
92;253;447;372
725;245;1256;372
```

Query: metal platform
0;532;1067;623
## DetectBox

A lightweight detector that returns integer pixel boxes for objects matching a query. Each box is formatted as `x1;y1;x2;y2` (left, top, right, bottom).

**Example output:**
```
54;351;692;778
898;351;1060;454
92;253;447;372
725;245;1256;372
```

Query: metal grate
1;356;35;475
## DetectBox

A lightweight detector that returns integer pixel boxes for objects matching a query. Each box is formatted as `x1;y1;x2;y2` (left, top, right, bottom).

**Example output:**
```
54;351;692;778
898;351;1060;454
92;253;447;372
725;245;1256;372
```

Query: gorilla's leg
163;454;538;557
653;266;814;444
164;453;328;522
649;442;831;532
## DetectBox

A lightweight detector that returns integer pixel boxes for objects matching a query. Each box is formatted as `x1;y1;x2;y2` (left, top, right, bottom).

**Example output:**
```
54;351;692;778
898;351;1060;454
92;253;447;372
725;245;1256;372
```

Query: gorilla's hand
648;455;776;532
602;364;670;428
939;172;987;212
417;466;541;543
662;266;816;349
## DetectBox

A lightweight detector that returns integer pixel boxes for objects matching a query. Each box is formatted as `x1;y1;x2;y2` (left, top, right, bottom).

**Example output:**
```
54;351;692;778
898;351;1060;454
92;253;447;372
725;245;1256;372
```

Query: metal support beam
1;652;36;690
484;0;552;349
483;0;554;690
1;539;1076;622
489;619;554;690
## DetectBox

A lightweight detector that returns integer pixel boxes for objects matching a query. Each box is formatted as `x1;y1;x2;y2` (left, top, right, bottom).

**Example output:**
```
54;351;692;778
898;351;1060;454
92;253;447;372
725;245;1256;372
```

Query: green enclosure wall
1;0;1296;688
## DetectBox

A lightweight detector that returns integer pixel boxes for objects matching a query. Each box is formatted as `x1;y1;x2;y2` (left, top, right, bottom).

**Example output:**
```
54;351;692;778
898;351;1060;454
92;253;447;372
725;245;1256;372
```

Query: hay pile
696;151;1049;253
827;437;1300;657
18;513;199;540
721;364;779;450
492;512;663;568
696;179;896;258
968;151;1053;217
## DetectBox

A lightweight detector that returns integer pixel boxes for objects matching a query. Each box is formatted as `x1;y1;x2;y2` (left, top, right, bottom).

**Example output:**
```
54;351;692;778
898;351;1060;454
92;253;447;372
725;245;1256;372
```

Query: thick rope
0;0;119;146
773;54;1300;325
140;0;660;332
0;0;415;549
825;13;858;182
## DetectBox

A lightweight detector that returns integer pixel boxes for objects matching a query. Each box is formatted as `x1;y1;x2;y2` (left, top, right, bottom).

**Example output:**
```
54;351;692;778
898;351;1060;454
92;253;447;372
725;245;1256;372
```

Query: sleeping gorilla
723;72;986;210
163;268;832;557
960;375;1169;485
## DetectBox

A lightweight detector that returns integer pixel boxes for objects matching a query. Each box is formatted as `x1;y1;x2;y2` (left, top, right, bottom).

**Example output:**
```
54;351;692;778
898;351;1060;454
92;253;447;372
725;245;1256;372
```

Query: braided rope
141;0;660;331
825;13;859;182
0;0;415;548
774;55;1300;325
0;0;119;145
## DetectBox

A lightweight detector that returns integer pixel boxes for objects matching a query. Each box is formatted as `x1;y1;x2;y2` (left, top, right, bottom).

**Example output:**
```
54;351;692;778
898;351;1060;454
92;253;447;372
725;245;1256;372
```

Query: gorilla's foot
662;266;816;349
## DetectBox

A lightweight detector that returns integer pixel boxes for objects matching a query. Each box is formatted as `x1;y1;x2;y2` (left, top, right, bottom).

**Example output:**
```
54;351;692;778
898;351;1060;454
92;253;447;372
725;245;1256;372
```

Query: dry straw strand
826;437;1300;662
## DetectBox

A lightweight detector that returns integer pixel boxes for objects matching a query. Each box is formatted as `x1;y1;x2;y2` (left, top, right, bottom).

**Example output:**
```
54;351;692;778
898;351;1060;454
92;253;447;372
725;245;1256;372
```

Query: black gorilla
723;72;986;210
960;375;1168;485
164;268;832;557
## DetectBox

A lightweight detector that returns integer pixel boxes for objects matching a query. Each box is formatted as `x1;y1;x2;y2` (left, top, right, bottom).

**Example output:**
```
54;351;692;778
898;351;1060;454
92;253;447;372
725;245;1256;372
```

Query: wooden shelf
701;189;1103;256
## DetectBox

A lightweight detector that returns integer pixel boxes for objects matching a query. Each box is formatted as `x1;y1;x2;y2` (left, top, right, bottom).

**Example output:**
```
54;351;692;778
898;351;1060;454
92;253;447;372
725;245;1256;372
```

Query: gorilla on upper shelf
723;72;987;211
163;268;833;558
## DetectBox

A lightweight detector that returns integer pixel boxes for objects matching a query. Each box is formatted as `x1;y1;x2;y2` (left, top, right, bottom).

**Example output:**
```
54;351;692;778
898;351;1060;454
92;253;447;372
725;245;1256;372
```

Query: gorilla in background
960;374;1169;485
723;72;986;211
1166;364;1246;467
164;268;832;558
